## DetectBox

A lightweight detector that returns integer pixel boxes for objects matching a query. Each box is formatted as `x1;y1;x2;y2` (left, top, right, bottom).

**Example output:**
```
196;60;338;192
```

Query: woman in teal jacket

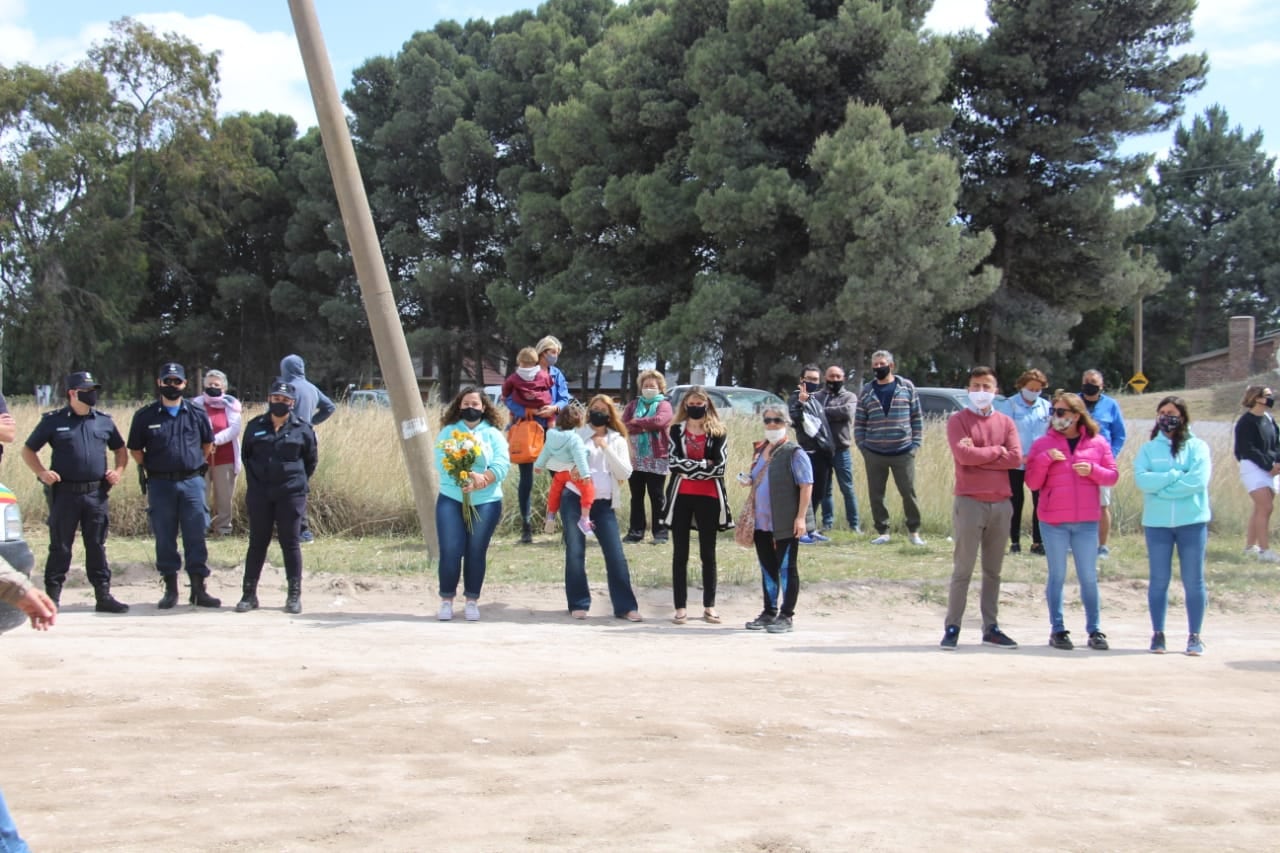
1133;396;1210;656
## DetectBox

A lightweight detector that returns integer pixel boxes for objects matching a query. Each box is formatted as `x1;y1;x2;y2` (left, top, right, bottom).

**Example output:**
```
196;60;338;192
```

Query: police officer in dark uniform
20;371;130;612
127;362;219;609
236;380;318;615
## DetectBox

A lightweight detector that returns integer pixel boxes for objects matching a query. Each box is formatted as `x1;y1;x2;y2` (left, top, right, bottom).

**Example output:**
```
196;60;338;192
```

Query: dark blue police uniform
22;372;128;612
236;401;317;614
127;367;217;608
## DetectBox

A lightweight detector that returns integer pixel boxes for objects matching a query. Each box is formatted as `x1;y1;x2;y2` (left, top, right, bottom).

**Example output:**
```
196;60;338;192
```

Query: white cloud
923;0;990;35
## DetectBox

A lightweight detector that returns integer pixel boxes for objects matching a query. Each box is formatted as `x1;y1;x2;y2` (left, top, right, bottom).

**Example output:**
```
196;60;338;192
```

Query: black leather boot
234;573;260;613
93;584;129;614
44;580;62;608
157;572;179;609
284;577;301;614
519;519;533;544
188;572;222;608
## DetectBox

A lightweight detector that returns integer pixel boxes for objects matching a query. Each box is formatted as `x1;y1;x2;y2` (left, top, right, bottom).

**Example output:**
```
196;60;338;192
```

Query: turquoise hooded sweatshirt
1133;430;1212;528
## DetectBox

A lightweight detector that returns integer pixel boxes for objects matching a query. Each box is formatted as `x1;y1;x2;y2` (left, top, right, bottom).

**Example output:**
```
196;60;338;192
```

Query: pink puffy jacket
1024;429;1118;524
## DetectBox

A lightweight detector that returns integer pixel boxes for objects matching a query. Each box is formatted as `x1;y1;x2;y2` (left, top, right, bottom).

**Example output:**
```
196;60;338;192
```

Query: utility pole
288;0;440;556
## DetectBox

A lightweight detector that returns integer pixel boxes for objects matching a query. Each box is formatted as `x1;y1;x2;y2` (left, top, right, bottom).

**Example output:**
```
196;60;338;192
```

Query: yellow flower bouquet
438;429;482;530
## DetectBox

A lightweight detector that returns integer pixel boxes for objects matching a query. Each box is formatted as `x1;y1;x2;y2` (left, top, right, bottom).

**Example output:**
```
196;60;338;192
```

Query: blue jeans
560;492;639;615
0;787;30;853
1145;523;1208;634
822;448;861;529
1041;521;1101;633
146;476;210;577
436;496;502;599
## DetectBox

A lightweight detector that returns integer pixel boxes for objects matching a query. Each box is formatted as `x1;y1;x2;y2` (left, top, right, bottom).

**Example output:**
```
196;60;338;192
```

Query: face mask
1051;416;1075;432
803;381;820;394
968;390;995;409
268;402;292;418
588;411;610;427
159;385;183;401
1266;397;1275;409
1157;414;1182;433
460;407;484;423
641;387;659;400
204;386;223;397
77;389;98;407
764;427;786;443
826;380;843;394
516;366;539;381
1020;388;1040;403
685;405;706;420
543;353;558;367
1082;383;1101;397
873;365;891;381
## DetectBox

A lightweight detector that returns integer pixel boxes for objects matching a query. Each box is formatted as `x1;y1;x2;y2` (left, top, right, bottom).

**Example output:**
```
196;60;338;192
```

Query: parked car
0;482;36;634
667;385;785;416
914;387;1007;419
346;389;390;409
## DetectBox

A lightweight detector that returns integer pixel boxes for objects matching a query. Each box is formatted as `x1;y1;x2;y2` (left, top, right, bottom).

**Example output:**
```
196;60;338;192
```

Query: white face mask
516;366;539;381
641;387;659;400
968;390;996;410
764;428;786;443
1020;388;1041;403
1051;415;1075;432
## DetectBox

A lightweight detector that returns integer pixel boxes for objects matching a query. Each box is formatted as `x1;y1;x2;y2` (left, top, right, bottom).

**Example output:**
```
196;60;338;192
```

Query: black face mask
685;405;707;420
76;389;98;407
268;402;292;418
873;365;891;381
1082;383;1101;397
204;387;223;397
460;407;484;423
588;411;610;427
1266;397;1275;409
159;385;183;401
803;381;820;394
826;381;843;394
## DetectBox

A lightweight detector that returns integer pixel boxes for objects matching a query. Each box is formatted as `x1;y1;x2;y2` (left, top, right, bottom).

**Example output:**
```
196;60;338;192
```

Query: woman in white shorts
1233;384;1280;562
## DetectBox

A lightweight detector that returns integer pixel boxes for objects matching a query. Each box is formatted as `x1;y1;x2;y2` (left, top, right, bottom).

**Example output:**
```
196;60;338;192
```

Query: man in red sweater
940;366;1023;650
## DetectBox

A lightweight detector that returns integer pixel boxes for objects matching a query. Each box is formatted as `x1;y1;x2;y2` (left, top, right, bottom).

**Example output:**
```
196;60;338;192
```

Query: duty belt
146;469;203;481
56;480;103;495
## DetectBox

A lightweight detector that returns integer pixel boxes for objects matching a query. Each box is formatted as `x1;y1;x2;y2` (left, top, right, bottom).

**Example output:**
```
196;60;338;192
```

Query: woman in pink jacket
1025;391;1119;652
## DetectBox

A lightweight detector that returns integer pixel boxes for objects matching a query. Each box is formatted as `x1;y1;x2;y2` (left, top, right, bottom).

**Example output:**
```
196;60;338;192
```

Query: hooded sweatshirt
279;355;336;426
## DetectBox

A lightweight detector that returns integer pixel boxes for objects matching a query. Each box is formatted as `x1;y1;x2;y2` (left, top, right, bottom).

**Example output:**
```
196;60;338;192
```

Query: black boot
93;584;129;614
44;581;62;608
157;572;179;609
188;573;222;608
519;519;533;544
284;577;301;614
234;572;260;613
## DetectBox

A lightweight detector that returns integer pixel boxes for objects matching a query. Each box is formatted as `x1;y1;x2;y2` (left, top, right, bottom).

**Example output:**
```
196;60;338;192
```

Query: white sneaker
909;533;926;546
464;600;480;621
543;514;557;534
437;600;454;621
1258;549;1280;564
871;534;891;545
1244;544;1261;556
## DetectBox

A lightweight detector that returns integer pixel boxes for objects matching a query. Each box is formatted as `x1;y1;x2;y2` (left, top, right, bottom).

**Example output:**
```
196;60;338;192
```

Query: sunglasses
763;417;786;425
1052;408;1075;417
161;378;184;386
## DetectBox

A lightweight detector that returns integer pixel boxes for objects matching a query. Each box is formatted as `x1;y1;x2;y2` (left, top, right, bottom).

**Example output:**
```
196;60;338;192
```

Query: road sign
1128;372;1148;393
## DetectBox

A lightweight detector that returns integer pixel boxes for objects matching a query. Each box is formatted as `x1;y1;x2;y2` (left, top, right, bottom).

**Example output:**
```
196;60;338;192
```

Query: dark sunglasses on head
161;378;184;386
1052;407;1074;417
763;417;786;425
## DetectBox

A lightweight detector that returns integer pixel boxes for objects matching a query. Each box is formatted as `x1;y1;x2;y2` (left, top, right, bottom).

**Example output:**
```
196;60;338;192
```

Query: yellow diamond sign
1128;372;1149;393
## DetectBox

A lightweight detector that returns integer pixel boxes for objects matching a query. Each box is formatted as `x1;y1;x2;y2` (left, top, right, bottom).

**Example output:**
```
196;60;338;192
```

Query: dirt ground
2;565;1279;852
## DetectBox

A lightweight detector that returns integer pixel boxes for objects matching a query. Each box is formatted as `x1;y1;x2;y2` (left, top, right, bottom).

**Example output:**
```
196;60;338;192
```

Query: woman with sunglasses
738;405;814;633
1134;396;1211;655
663;387;732;624
1025;391;1118;651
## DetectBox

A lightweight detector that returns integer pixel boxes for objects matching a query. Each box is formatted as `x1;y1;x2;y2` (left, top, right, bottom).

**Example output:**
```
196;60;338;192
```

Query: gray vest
765;442;815;534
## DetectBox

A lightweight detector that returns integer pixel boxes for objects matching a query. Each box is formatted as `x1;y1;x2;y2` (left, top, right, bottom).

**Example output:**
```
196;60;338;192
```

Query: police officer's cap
268;380;297;400
66;371;101;390
158;362;186;381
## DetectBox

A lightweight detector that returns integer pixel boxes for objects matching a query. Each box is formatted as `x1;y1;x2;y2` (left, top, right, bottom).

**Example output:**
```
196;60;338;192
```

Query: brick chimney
1228;316;1255;380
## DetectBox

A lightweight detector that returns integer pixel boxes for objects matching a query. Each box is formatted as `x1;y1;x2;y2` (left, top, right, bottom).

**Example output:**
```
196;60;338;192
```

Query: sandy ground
2;566;1279;852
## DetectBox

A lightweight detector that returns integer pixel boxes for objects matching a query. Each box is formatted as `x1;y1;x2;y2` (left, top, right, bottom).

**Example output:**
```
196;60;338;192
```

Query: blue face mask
544;353;558;367
1020;388;1041;403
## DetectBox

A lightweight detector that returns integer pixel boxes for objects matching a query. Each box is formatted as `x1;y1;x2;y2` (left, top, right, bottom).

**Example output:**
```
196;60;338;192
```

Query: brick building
1180;316;1280;389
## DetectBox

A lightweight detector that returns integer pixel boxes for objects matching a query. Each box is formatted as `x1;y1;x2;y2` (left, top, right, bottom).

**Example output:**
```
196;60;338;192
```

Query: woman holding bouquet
435;387;510;622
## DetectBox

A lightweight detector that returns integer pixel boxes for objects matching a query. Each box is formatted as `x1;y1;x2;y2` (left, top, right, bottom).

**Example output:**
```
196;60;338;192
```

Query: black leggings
627;471;667;536
1008;469;1042;546
670;493;719;609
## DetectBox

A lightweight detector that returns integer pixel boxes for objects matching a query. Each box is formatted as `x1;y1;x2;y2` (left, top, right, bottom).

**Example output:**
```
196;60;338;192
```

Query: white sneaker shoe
1258;549;1280;564
543;514;558;534
871;534;891;545
909;533;926;546
437;600;454;621
1244;544;1262;556
464;600;480;621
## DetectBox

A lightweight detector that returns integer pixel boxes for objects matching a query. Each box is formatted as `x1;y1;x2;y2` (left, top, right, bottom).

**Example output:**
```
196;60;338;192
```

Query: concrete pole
288;0;439;557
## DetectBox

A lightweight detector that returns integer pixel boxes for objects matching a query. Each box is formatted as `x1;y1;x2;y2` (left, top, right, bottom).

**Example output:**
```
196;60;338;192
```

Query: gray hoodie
279;355;335;425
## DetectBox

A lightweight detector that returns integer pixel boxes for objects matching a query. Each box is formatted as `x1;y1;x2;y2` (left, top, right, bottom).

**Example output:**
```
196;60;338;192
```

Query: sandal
671;610;687;625
702;609;721;624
